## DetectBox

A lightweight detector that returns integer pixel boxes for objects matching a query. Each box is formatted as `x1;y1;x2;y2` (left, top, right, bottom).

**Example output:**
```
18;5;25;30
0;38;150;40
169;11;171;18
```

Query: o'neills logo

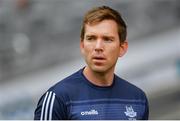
81;109;98;115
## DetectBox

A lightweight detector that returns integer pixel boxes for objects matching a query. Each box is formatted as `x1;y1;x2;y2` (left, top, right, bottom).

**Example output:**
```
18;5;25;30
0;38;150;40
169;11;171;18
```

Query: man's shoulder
115;75;147;99
48;68;84;96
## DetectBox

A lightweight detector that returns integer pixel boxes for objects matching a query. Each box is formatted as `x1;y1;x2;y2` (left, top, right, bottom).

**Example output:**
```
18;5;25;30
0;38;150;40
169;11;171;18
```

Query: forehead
85;20;119;36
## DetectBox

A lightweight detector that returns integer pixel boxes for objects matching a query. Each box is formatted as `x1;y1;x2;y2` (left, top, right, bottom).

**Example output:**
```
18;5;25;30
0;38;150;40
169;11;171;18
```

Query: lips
91;56;106;66
92;56;106;64
92;56;106;60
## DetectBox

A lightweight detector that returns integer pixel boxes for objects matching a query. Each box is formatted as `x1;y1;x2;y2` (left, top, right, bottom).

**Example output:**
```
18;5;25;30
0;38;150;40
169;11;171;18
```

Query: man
34;6;149;120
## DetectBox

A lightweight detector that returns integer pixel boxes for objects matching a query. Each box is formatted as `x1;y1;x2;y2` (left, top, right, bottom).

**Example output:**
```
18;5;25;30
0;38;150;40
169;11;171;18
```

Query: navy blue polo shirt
34;68;149;120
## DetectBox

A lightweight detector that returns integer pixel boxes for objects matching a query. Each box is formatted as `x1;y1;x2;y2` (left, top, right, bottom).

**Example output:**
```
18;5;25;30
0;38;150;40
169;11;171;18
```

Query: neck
83;66;115;87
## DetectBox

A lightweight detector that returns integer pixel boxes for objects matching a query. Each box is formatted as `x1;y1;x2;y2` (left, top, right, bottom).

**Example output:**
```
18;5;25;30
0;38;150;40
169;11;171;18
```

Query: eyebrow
103;35;115;40
85;34;115;39
85;35;96;37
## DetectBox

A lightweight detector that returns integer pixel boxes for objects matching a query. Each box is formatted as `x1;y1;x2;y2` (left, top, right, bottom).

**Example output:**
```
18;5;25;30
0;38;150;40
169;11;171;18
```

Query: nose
95;39;104;52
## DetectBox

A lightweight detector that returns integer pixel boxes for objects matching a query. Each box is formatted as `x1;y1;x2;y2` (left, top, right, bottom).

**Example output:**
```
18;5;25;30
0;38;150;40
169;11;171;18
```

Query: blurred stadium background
0;0;180;119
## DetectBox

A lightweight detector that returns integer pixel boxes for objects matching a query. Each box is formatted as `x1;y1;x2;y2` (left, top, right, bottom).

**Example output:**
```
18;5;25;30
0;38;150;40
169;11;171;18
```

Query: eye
86;36;96;41
104;37;113;43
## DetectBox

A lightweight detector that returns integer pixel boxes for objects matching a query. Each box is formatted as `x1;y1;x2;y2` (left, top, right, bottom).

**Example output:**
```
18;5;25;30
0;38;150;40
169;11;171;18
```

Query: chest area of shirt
66;99;145;120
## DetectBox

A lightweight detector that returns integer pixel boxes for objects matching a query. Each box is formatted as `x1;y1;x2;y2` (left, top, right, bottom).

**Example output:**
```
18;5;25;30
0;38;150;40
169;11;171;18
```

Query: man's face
80;20;128;73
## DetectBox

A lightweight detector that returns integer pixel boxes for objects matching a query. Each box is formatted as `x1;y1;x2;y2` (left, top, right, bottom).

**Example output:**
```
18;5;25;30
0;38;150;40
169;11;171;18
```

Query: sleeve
142;95;149;120
34;91;68;120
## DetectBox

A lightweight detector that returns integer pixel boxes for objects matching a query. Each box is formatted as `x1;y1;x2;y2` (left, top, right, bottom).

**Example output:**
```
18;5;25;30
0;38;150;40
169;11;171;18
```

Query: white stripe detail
49;93;56;120
44;91;52;120
40;92;49;120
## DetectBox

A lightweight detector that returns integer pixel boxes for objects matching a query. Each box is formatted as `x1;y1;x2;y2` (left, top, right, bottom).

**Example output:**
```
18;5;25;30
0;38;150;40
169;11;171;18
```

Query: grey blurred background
0;0;180;119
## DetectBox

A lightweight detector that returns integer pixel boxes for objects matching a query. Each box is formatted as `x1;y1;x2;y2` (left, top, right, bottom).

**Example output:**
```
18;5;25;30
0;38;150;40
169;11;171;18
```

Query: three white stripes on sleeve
40;91;56;120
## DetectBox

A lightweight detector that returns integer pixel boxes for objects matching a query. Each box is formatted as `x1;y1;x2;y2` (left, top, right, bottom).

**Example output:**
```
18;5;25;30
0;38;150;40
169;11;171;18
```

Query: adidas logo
81;109;98;116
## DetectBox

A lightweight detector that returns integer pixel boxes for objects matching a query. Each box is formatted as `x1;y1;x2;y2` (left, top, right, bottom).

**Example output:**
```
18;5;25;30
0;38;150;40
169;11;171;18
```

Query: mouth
92;56;106;61
92;56;106;66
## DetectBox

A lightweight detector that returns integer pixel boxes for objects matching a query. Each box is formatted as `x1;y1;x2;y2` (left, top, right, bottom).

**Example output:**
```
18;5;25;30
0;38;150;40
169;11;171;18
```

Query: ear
80;40;84;54
119;41;128;57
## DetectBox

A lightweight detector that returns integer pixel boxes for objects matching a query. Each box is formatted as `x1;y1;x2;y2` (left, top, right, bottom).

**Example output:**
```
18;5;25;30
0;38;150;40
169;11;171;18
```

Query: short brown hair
80;6;127;44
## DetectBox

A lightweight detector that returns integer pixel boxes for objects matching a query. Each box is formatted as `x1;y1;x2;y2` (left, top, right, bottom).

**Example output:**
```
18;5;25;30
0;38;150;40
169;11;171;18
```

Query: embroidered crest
124;105;137;118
